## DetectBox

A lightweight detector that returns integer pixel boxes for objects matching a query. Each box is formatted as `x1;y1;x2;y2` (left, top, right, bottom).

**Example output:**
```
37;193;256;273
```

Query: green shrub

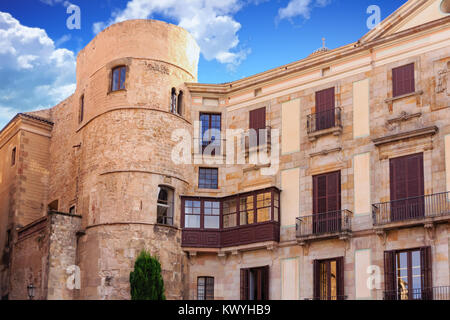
129;250;166;300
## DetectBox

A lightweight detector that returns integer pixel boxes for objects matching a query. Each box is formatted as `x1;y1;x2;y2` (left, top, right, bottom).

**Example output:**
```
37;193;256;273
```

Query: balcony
305;295;348;301
296;210;353;244
383;286;450;300
307;107;342;141
181;187;280;250
372;191;450;230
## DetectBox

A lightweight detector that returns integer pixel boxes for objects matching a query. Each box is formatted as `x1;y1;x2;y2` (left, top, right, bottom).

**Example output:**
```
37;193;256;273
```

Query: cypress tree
129;250;166;300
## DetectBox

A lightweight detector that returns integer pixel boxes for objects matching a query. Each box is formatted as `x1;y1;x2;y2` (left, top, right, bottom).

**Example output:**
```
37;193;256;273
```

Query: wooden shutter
262;266;270;300
384;250;396;299
313;260;320;300
315;87;335;112
390;154;424;220
315;88;335;130
240;269;249;300
313;171;341;214
336;257;345;300
392;63;415;97
249;107;266;130
420;247;432;294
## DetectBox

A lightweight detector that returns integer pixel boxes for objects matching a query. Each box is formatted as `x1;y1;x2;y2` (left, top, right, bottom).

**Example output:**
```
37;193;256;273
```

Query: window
313;257;344;300
157;186;174;225
315;87;335;131
392;63;415;97
384;247;432;300
183;199;220;230
177;90;183;115
390;153;424;221
184;200;201;228
111;66;126;91
200;113;221;155
313;171;341;234
249;107;266;146
240;266;269;300
11;147;16;166
203;201;220;229
198;168;218;189
170;88;177;113
69;206;76;215
223;198;237;228
239;195;254;226
79;95;84;123
197;277;214;300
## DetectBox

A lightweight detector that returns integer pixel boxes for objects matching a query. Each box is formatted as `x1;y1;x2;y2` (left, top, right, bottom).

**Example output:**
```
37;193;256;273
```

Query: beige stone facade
0;0;449;300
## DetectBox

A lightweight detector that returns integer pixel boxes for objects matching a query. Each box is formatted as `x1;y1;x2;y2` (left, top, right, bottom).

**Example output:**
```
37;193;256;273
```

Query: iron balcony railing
383;286;450;300
307;107;341;134
296;209;352;238
372;191;450;226
305;295;348;301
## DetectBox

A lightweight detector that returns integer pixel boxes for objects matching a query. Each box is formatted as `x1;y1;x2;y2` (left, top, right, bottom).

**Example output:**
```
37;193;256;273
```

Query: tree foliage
129;250;166;300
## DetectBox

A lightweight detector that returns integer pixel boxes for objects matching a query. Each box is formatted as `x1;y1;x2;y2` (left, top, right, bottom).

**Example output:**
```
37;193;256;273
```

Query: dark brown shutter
420;246;432;298
336;257;345;299
240;269;249;300
249;107;266;130
262;266;269;300
384;250;396;299
313;260;320;300
392;63;415;97
315;87;335;113
249;107;266;145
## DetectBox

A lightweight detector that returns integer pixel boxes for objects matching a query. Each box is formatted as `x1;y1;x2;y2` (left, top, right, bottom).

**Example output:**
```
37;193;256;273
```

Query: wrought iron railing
383;286;450;300
305;295;348;301
296;210;352;238
307;107;341;134
372;191;450;226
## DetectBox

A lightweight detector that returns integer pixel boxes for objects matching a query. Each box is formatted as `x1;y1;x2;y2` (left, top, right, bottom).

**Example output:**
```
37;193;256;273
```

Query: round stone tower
73;20;199;300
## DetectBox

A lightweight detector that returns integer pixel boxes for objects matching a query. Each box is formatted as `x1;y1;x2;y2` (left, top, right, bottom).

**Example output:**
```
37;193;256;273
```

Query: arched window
177;90;183;115
111;66;126;91
157;186;174;225
170;88;177;113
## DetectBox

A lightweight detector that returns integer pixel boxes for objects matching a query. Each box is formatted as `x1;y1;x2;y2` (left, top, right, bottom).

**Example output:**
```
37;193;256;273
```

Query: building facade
0;0;449;300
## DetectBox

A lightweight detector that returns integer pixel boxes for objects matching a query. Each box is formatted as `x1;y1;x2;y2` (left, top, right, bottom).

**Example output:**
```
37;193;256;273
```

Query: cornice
186;16;450;96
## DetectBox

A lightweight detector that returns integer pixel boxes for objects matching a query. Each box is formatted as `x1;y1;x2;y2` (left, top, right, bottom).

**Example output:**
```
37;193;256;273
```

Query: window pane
257;207;270;222
112;69;119;91
396;252;409;300
120;67;126;89
240;196;254;225
185;215;200;228
330;261;337;300
204;216;219;229
199;168;218;189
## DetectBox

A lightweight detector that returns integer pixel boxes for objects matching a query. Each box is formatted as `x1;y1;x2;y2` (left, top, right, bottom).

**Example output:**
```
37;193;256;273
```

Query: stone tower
71;20;199;299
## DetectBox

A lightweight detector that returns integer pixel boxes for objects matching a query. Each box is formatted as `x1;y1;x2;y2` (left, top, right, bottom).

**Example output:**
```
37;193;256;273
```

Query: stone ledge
386;111;422;125
372;126;438;147
309;147;342;157
307;125;342;142
384;90;423;103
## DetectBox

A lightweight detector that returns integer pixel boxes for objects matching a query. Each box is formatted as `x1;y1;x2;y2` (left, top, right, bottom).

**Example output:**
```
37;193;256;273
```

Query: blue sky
0;0;408;128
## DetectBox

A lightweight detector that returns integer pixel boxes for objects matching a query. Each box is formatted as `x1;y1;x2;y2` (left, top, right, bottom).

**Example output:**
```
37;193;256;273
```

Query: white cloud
0;12;76;129
277;0;331;21
93;0;254;69
40;0;72;7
